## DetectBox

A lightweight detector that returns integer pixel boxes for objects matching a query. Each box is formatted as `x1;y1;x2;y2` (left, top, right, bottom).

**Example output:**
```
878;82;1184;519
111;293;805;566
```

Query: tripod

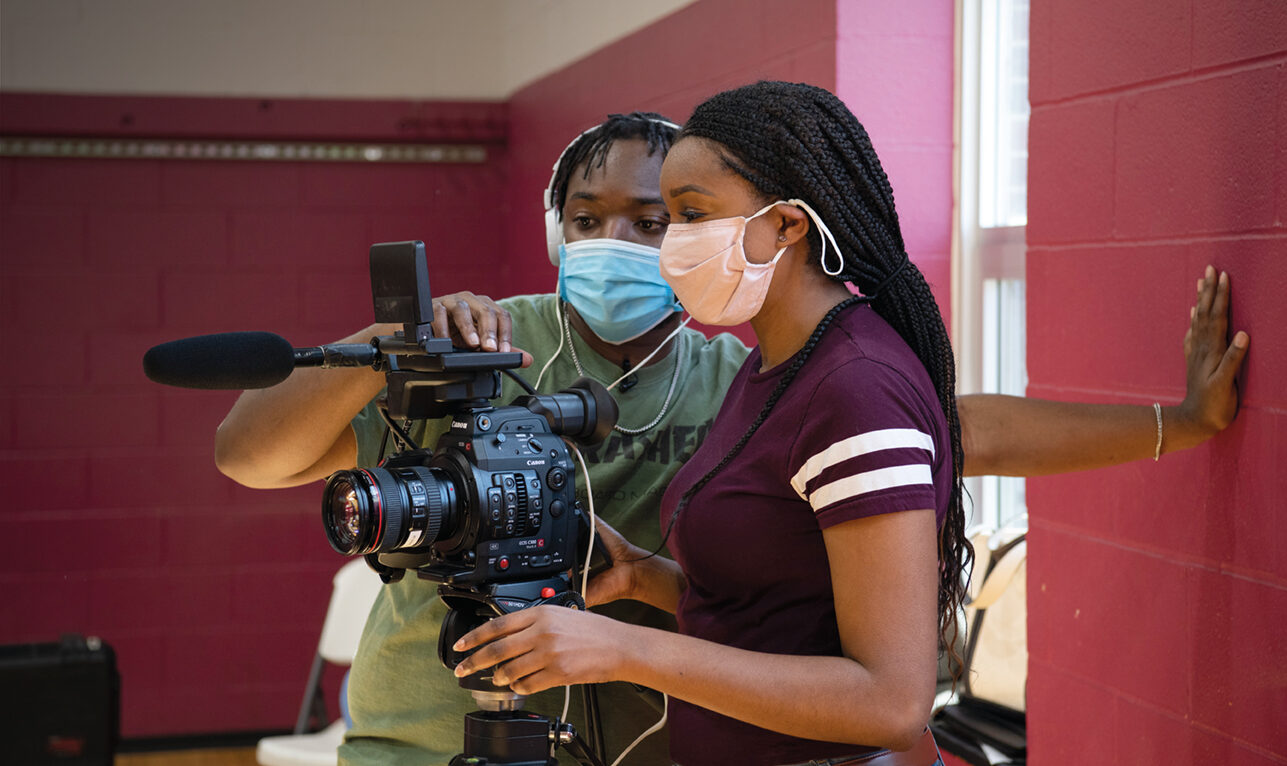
438;578;608;766
449;706;606;766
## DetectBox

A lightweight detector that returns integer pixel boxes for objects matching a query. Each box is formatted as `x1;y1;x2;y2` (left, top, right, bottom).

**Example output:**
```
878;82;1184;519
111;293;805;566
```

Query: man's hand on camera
431;292;533;367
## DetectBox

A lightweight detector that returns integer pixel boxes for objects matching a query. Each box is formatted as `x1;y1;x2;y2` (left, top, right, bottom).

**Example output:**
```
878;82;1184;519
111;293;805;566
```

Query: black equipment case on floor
0;634;120;765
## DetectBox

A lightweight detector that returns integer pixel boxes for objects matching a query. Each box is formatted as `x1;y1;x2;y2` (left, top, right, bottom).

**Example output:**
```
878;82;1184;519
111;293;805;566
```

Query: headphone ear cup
545;206;562;266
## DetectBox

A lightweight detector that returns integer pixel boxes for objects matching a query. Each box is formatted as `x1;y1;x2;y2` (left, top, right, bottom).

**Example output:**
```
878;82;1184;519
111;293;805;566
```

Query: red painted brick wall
1025;1;1287;762
836;0;955;324
0;93;508;737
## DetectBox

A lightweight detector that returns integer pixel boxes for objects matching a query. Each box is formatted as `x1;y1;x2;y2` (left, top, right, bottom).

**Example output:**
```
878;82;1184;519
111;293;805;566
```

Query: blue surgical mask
557;239;682;344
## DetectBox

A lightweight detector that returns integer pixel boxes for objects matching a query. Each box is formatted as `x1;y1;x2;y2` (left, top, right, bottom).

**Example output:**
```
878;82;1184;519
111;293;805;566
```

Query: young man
215;113;1247;764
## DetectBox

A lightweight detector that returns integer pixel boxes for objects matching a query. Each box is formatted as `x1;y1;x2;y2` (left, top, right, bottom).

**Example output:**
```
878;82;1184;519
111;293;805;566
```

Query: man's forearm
214;324;392;488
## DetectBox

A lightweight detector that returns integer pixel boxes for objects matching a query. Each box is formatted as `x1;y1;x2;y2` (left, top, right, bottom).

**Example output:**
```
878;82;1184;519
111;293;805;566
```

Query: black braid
548;111;679;218
675;81;972;684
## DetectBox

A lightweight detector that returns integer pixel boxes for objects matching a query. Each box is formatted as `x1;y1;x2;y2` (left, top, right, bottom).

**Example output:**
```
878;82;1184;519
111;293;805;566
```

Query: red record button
540;587;556;599
496;557;510;571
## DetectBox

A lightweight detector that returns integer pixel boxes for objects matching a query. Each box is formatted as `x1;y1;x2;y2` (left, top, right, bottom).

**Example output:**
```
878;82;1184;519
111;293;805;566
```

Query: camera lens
322;466;458;556
327;478;363;549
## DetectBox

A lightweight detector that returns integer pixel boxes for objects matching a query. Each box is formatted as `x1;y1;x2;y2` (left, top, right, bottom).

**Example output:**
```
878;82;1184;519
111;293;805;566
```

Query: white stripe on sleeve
806;464;934;511
790;428;935;500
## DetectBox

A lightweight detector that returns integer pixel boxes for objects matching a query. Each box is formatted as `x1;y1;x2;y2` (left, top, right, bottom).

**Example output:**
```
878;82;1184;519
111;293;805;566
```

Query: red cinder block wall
836;0;954;325
1025;1;1287;763
504;0;954;345
0;93;508;737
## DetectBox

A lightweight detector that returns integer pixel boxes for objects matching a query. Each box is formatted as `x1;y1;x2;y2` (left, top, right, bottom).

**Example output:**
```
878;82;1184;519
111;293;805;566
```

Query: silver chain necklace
561;309;683;435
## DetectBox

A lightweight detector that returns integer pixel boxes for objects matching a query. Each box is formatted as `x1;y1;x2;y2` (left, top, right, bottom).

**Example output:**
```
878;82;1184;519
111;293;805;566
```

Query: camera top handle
368;240;528;420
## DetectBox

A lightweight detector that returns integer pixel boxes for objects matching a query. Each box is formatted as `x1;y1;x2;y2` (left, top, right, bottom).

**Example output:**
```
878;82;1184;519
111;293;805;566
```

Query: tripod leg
555;722;608;766
579;684;604;760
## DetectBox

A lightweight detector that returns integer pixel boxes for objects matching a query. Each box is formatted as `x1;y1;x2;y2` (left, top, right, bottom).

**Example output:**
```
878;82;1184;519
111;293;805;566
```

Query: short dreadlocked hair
671;81;972;684
547;111;680;220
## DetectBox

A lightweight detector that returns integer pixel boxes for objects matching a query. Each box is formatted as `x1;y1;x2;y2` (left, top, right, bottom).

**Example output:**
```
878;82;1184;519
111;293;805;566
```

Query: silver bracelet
1153;402;1163;462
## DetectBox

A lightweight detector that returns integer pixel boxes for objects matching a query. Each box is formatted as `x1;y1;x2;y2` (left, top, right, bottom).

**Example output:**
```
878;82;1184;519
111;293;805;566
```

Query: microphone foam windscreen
143;332;295;390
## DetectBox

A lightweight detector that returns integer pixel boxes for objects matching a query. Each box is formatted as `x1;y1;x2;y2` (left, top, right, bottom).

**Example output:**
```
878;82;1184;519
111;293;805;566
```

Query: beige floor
116;747;259;766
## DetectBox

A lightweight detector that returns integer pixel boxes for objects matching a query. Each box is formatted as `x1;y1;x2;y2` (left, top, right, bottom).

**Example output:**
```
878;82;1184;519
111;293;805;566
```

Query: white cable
561;441;593;737
540;305;691;396
567;441;596;596
534;298;568;392
610;694;668;766
528;294;673;761
604;316;691;393
552;441;596;725
567;440;668;766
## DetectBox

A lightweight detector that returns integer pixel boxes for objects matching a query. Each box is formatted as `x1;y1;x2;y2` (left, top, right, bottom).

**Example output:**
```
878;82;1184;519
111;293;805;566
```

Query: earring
777;235;787;242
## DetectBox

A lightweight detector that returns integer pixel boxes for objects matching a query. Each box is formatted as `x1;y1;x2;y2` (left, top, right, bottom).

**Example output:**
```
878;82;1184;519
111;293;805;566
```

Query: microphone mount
291;343;381;369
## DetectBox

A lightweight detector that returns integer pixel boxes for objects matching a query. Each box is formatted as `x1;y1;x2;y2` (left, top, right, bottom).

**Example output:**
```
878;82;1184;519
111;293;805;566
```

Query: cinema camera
332;241;622;766
144;241;619;766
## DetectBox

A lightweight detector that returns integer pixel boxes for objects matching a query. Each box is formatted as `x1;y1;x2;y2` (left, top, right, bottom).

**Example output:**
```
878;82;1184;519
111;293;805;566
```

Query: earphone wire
604;315;691;392
534;296;568;392
535;293;688;395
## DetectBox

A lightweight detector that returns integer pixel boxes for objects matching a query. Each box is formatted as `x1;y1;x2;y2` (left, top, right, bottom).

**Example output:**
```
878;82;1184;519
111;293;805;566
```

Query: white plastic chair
933;521;1028;713
256;559;383;766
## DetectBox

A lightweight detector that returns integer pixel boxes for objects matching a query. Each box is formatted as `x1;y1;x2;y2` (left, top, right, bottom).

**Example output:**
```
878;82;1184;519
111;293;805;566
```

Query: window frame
953;0;1030;530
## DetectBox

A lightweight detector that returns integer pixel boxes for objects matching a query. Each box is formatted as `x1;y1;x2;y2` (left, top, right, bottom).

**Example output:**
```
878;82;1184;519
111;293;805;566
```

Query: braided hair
548;111;679;220
671;81;972;681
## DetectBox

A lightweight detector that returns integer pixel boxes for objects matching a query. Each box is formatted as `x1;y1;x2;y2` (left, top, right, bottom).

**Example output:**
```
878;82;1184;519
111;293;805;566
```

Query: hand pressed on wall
1175;265;1249;448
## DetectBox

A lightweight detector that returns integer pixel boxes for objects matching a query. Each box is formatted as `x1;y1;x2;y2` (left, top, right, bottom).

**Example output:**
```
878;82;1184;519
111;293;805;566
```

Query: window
954;0;1030;530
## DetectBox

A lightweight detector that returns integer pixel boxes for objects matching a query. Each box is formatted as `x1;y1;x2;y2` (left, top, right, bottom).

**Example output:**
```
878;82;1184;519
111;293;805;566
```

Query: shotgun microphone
143;332;379;390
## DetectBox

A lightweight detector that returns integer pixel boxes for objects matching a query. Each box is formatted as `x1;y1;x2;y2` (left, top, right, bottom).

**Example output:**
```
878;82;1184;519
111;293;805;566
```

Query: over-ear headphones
544;117;682;267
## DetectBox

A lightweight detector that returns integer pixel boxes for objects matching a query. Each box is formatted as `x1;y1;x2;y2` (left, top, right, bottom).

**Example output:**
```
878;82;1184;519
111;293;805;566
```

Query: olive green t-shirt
339;294;748;766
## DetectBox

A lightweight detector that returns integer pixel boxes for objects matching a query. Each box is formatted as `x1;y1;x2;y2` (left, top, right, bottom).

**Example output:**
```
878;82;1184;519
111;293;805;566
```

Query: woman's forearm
456;514;939;752
616;622;931;751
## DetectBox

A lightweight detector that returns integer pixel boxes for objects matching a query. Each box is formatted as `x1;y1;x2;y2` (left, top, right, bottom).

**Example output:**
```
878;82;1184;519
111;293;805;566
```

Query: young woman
452;81;968;765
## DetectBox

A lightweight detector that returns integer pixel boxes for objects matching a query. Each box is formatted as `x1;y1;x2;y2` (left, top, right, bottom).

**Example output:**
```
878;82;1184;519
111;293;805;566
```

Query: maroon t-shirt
661;303;951;766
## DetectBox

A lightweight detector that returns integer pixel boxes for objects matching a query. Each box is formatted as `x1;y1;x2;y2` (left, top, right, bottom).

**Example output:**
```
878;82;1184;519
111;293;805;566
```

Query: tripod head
430;575;606;766
435;575;585;707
